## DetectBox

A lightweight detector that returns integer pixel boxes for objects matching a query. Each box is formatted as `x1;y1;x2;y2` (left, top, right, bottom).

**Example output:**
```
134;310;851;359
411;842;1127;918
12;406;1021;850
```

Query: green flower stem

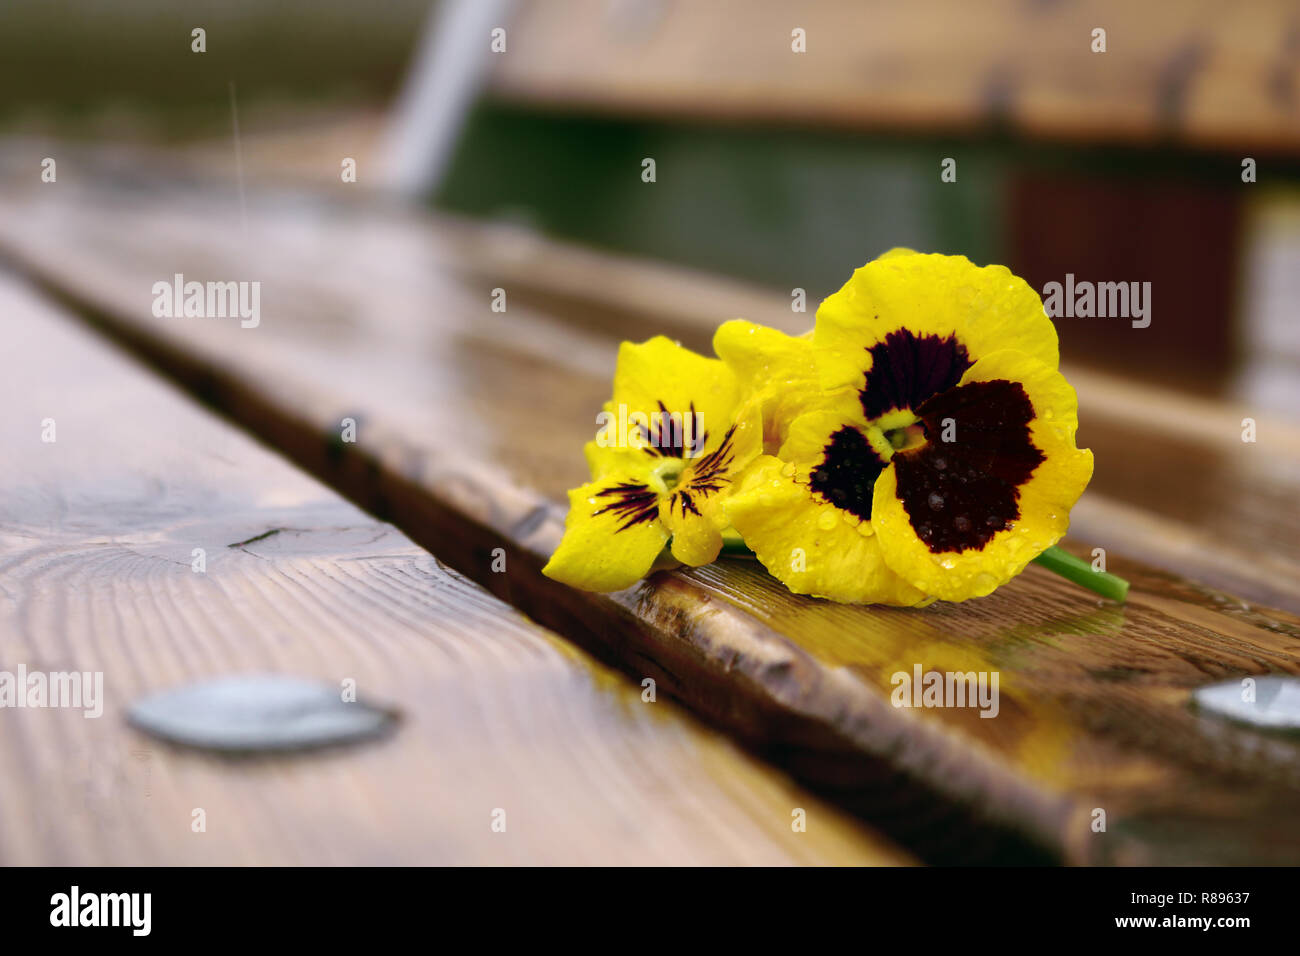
1032;544;1129;603
719;536;1128;603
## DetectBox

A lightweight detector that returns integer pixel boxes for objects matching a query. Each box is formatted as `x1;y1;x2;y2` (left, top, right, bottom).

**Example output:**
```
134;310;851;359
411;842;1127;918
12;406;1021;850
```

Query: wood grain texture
491;0;1300;155
0;273;907;865
2;164;1299;864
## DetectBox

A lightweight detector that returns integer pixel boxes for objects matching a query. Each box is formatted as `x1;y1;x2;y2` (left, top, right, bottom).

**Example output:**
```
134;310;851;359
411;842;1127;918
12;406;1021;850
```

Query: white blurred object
1236;192;1300;415
382;0;517;198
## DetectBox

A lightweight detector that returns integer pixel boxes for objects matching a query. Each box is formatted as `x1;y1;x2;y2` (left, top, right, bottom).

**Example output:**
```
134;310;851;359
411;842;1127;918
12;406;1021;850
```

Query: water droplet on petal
928;492;945;511
953;515;971;532
817;510;838;531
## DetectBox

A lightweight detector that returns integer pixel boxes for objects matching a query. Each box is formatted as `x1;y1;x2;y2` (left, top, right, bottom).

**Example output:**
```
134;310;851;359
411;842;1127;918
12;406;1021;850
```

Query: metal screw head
1192;675;1300;733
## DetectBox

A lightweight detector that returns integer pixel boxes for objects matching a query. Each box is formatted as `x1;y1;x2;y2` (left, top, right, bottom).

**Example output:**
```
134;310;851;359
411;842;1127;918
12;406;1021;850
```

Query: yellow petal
713;319;814;387
713;319;819;452
542;474;670;592
583;436;647;480
872;350;1094;601
664;507;724;566
813;252;1060;395
723;456;929;605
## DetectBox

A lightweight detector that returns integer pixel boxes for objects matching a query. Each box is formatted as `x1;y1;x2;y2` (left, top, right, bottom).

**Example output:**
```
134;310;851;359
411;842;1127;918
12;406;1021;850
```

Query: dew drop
953;515;971;532
817;511;838;531
932;456;947;471
928;492;945;511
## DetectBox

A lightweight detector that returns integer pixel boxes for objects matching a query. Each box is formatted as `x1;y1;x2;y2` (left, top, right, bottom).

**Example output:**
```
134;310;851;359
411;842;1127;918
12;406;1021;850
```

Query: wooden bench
490;0;1300;153
3;149;1298;864
0;267;904;865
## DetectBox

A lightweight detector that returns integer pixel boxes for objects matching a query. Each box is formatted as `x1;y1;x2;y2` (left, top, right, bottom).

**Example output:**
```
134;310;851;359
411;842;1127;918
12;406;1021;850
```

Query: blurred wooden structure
492;0;1300;153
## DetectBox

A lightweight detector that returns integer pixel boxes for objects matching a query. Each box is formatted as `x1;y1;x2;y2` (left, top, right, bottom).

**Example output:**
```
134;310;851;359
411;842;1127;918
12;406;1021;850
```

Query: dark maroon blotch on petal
809;426;887;521
893;379;1044;553
860;329;972;421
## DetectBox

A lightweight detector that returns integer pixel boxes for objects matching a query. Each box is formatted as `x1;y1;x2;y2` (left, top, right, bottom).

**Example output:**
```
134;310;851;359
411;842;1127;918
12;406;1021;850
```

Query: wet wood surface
0;271;907;865
492;0;1300;155
2;165;1299;864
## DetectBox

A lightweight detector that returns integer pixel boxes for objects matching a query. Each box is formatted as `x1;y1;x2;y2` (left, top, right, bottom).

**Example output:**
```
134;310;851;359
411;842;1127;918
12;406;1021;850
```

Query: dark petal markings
892;379;1045;553
639;400;709;459
808;425;887;521
860;328;973;421
672;424;738;514
592;482;660;532
597;422;740;531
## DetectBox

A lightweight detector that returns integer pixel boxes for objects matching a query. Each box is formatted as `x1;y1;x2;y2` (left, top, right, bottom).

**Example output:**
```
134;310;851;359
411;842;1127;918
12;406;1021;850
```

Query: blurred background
2;0;1298;407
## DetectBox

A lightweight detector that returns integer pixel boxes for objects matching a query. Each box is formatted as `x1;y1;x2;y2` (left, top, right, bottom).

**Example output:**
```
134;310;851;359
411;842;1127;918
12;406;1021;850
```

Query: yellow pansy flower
721;250;1094;604
543;336;762;592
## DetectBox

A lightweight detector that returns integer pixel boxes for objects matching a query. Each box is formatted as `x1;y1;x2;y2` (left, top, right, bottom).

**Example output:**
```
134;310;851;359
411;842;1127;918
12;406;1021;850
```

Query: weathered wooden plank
2;169;1299;864
491;0;1300;155
0;272;907;865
